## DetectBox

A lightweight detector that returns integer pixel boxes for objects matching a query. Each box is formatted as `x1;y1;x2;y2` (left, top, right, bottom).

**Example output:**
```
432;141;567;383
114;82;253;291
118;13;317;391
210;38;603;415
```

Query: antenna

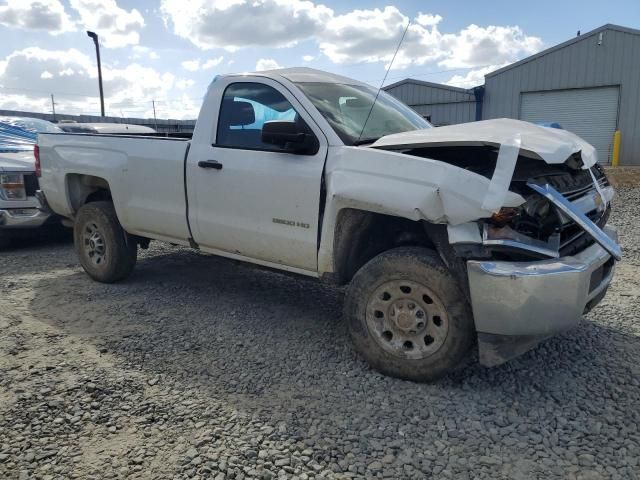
357;20;411;143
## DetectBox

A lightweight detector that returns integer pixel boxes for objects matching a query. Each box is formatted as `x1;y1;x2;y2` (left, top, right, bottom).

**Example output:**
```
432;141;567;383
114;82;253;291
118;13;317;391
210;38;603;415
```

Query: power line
0;88;201;113
0;86;202;106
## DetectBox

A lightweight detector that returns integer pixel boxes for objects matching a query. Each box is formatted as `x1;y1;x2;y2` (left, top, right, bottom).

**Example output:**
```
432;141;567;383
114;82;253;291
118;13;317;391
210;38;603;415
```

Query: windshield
295;82;431;145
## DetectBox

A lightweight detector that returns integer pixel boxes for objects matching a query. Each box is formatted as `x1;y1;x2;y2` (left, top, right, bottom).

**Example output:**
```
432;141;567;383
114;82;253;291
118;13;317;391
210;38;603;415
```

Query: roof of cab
223;67;368;86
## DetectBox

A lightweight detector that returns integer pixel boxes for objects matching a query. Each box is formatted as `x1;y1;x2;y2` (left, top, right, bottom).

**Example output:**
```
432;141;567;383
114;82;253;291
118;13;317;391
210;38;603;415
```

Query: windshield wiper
352;137;380;146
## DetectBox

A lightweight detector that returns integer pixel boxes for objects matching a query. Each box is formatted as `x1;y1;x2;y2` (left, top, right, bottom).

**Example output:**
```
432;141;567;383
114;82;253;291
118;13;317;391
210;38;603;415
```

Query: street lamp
86;30;105;117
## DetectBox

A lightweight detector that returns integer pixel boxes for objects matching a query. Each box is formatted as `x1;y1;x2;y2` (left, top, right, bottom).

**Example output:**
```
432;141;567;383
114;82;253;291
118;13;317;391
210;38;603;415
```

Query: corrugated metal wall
520;87;620;163
483;27;640;166
384;81;476;126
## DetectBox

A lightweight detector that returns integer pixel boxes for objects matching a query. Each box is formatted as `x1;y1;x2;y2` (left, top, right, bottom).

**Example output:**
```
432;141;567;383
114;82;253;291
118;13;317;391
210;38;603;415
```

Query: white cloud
320;9;541;70
0;0;74;34
0;47;197;119
302;55;315;62
131;46;160;60
255;58;281;71
416;13;442;27
445;63;508;88
319;6;416;65
160;0;332;51
181;57;224;72
181;59;201;72
159;0;542;71
202;56;224;70
69;0;144;48
438;25;543;68
1;48;97;97
0;93;52;114
176;78;195;89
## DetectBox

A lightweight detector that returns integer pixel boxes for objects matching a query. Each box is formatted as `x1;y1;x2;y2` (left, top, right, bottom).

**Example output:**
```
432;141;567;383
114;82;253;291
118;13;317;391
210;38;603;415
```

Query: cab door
186;77;327;272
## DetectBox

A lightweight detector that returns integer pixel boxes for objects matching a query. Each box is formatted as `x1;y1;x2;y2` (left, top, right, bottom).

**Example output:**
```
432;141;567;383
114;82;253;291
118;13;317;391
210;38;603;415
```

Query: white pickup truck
37;68;621;381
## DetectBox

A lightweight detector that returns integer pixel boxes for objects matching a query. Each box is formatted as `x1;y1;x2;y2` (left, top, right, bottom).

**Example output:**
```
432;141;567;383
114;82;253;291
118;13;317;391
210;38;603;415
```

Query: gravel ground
1;188;639;480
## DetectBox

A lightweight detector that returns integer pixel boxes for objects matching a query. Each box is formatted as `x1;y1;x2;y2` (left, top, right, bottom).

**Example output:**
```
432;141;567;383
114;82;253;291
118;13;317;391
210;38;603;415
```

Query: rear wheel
74;201;137;283
344;246;474;381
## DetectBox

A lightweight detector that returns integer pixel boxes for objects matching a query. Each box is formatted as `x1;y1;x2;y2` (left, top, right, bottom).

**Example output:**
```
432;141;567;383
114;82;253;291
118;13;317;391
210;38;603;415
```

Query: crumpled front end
469;226;617;366
366;119;621;366
451;160;620;366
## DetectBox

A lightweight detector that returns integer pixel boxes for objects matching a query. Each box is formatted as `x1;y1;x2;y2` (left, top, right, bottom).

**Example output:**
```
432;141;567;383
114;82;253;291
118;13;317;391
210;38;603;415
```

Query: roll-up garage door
520;87;619;164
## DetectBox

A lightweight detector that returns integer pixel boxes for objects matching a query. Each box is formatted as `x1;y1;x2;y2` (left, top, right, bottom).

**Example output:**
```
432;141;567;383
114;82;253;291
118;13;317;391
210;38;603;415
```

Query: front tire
344;246;474;382
74;201;137;283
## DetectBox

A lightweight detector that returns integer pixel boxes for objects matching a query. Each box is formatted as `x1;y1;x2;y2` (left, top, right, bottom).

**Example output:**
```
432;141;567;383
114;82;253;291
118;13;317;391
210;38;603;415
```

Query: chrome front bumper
0;207;51;229
468;225;618;365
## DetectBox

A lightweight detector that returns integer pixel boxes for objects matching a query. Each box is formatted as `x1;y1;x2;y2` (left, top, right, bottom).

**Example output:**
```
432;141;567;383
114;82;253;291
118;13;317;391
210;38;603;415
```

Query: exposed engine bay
398;144;613;261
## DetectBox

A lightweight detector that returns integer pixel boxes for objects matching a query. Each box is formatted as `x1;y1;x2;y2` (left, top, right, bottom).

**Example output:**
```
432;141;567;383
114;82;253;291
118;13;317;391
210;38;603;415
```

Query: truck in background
0;117;64;247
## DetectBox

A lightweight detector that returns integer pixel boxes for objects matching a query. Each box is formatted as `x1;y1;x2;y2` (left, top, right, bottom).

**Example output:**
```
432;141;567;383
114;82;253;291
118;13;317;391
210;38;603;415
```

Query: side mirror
262;121;318;155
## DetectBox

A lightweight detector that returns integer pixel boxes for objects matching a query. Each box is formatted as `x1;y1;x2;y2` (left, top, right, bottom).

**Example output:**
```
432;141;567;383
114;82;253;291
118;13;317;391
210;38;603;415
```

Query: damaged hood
371;118;597;168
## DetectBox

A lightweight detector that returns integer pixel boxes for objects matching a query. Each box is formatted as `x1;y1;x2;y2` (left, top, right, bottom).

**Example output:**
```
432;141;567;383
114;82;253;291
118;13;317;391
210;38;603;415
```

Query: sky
0;0;638;119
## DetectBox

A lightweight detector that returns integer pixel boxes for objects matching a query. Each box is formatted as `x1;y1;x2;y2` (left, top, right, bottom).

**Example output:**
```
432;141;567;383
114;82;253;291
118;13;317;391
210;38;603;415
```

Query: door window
217;82;306;151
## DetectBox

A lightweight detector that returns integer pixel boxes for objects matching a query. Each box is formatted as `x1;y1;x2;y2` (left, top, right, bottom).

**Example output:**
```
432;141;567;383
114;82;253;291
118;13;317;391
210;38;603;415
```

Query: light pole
86;30;105;117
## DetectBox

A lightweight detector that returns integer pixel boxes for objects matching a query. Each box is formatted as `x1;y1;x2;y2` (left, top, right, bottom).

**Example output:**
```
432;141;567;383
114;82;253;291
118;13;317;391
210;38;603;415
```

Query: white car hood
371;118;597;168
0;150;36;172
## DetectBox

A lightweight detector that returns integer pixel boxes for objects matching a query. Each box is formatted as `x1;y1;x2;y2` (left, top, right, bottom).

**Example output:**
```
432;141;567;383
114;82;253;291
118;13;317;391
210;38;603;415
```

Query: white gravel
1;188;639;480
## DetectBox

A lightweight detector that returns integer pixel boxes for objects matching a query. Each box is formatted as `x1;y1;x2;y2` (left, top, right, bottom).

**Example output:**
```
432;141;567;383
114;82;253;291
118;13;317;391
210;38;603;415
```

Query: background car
0;116;62;248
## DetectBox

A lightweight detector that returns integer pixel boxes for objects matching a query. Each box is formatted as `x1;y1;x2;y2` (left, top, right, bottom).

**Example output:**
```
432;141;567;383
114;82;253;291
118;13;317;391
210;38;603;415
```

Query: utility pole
50;94;57;122
152;100;158;131
86;31;105;116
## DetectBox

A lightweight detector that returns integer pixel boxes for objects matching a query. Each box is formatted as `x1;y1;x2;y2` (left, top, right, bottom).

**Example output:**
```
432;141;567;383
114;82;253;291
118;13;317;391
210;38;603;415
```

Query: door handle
198;160;223;170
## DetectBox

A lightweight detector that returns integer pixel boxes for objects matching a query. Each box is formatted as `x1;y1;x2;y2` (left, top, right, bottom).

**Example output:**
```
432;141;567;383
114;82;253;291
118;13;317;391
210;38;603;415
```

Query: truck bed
38;133;192;244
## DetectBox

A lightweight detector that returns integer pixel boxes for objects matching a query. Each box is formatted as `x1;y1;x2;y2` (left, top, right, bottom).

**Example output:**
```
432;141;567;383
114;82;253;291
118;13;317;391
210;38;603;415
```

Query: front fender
317;146;525;274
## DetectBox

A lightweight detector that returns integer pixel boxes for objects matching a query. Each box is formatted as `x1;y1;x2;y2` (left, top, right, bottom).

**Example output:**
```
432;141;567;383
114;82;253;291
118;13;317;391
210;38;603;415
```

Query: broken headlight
503;194;560;241
484;195;562;258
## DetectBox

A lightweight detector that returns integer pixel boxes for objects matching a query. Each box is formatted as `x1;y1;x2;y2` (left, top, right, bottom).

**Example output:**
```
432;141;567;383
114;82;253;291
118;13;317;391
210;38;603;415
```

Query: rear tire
74;201;137;283
344;246;474;382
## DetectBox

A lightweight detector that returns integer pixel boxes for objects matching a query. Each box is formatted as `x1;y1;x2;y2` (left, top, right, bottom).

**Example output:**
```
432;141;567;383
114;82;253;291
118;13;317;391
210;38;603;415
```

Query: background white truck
37;68;620;381
0;117;63;246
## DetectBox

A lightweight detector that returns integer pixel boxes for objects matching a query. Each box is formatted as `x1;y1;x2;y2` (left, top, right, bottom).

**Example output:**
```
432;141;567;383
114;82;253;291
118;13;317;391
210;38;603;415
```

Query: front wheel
74;201;137;283
344;246;474;382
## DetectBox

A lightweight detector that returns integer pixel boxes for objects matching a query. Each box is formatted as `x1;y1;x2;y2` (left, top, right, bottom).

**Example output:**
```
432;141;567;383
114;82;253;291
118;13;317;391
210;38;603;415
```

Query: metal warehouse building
384;24;640;166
